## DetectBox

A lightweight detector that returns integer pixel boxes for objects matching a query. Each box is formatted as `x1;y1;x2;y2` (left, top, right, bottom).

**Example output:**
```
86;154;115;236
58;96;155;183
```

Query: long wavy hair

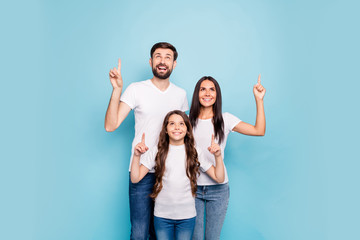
189;76;225;144
150;110;200;199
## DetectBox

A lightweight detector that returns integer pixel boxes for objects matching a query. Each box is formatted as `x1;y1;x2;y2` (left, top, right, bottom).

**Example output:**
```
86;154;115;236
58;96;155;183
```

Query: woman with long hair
131;110;225;240
189;75;266;239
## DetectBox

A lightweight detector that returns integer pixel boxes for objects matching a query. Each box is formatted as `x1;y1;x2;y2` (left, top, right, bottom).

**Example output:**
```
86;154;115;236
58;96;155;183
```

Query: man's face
150;48;177;79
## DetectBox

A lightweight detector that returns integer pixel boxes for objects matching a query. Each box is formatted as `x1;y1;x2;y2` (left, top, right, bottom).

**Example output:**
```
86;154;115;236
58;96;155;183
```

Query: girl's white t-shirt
193;112;241;185
140;144;212;220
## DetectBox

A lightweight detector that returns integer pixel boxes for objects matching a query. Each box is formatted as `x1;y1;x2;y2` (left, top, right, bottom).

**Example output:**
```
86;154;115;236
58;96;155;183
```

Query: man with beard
105;42;188;239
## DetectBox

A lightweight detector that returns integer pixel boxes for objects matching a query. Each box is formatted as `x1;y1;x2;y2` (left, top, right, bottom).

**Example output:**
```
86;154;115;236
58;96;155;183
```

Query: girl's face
199;80;216;108
166;114;187;145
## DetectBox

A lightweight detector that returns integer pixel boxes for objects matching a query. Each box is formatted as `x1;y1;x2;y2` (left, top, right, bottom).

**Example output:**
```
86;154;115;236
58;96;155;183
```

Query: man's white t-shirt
193;112;241;185
140;144;212;220
120;79;188;171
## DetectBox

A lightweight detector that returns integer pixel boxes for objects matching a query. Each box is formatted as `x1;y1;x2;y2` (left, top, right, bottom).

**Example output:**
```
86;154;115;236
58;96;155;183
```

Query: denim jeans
192;183;229;240
129;172;156;240
154;216;196;240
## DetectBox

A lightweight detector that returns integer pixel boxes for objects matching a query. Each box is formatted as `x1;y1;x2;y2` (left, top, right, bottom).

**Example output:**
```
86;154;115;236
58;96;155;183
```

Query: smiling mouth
202;98;213;102
157;65;167;72
171;132;183;135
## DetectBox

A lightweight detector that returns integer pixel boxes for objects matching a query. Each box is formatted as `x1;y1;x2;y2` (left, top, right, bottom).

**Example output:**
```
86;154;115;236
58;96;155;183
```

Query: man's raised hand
109;58;123;89
134;133;149;156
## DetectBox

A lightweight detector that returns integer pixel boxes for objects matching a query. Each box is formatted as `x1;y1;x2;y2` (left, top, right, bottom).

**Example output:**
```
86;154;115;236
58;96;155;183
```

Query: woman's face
198;80;216;108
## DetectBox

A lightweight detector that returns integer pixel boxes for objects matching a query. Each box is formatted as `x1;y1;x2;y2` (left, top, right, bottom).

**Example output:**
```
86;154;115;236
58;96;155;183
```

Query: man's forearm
105;88;122;131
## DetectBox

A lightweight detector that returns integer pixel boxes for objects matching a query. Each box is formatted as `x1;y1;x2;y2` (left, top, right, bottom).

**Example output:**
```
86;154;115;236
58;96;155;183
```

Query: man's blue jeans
192;183;230;240
129;173;156;240
154;216;196;240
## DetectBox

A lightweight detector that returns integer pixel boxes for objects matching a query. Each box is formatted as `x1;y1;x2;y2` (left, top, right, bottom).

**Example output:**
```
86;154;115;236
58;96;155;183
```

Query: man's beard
152;64;173;79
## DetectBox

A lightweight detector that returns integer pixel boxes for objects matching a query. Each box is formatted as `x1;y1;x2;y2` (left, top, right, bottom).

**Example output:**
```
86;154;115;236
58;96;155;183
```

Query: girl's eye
169;122;174;125
180;122;185;126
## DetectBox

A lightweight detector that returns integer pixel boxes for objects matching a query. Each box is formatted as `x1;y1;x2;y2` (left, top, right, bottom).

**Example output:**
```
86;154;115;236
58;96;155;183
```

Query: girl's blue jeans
154;216;196;240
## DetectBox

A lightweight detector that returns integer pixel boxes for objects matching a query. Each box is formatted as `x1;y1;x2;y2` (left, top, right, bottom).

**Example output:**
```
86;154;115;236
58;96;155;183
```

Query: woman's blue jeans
192;183;230;240
129;173;156;240
154;216;196;240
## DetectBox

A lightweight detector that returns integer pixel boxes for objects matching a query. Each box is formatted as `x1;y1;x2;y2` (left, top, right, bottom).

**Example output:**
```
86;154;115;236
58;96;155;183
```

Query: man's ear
149;58;152;67
173;60;177;69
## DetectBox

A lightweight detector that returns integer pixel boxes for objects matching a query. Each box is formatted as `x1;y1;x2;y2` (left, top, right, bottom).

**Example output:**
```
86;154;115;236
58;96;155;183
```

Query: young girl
130;110;225;240
189;75;266;240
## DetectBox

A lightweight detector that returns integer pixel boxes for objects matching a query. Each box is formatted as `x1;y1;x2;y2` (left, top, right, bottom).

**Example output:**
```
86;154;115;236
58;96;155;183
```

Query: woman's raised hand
134;133;149;156
109;58;123;89
253;74;266;100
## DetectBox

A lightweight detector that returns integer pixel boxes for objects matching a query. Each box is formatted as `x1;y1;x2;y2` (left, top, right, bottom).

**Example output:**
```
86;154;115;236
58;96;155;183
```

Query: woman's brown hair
150;110;200;199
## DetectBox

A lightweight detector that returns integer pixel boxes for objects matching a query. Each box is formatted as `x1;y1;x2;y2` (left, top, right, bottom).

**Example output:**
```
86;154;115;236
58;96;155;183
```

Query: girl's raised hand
208;134;221;157
253;74;266;100
134;133;148;156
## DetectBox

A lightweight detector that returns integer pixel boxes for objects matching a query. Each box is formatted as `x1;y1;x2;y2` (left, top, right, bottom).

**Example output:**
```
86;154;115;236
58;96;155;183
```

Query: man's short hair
150;42;178;61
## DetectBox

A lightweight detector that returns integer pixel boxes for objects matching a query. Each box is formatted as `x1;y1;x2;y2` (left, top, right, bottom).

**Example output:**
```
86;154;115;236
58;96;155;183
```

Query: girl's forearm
214;155;225;183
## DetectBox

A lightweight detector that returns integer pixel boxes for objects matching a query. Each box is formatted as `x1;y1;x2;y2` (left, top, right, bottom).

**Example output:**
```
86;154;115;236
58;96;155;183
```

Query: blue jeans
192;183;229;240
154;216;196;240
129;173;156;240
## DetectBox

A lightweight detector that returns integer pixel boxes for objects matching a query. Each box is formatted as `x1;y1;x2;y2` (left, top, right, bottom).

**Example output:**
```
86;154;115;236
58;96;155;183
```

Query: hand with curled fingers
208;134;221;157
253;74;266;100
134;133;149;156
109;58;123;89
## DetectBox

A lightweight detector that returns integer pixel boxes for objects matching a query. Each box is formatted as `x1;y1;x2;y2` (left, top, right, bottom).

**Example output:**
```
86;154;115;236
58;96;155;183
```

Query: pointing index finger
211;134;215;145
257;74;261;84
141;133;145;144
118;58;121;72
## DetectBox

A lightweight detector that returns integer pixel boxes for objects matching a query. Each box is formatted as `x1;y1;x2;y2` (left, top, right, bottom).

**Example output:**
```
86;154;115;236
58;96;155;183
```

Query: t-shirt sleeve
181;91;189;112
140;147;157;170
224;112;241;132
120;83;136;109
197;148;213;172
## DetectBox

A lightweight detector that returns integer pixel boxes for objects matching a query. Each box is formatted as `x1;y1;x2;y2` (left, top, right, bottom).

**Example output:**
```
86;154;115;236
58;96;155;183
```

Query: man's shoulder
127;79;151;87
169;82;187;95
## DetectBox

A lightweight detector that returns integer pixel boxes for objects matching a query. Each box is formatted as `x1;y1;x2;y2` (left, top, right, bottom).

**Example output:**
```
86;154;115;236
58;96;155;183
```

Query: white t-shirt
120;79;188;171
193;112;241;185
140;144;212;219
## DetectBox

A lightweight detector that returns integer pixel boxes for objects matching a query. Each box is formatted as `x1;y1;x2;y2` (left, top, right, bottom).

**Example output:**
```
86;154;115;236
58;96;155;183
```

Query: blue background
1;0;359;239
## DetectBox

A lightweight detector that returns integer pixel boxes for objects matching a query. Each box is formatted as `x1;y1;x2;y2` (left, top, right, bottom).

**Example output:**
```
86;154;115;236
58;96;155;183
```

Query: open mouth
171;132;183;135
202;98;213;102
157;65;167;72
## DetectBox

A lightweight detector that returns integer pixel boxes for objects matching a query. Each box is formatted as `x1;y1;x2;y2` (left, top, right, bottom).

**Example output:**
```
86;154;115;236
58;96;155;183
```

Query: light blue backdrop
1;0;359;239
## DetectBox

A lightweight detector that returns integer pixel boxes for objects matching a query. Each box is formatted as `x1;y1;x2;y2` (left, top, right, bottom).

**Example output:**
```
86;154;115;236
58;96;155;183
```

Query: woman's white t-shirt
193;112;241;185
